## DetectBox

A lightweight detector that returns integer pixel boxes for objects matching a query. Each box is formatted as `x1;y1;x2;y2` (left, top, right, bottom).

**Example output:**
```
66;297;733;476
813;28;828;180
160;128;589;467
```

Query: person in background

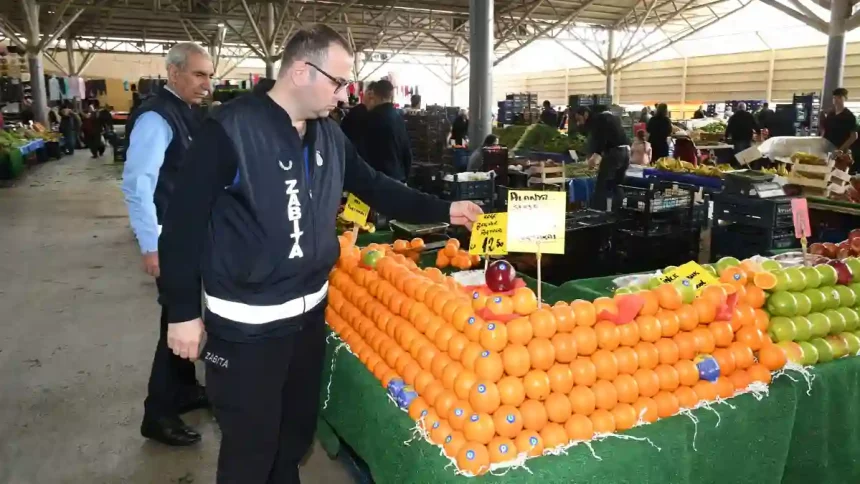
451;109;469;145
340;81;376;156
630;129;651;165
725;102;758;153
81;105;105;158
364;80;413;182
20;98;35;125
404;94;422;114
58;105;80;155
646;103;672;161
120;42;214;447
131;83;142;114
822;88;858;155
540;100;558;127
48;106;60;126
574;106;630;211
156;25;482;482
638;107;651;123
329;100;346;122
693;105;706;119
757;102;774;132
467;134;498;171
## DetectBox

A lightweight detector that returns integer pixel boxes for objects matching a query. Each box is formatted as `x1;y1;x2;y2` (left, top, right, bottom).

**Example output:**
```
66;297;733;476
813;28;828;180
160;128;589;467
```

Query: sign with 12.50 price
468;213;508;256
341;193;370;225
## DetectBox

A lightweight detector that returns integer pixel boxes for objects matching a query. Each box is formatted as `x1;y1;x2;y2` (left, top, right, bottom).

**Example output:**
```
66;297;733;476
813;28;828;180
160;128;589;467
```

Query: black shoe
141;416;201;446
178;385;210;414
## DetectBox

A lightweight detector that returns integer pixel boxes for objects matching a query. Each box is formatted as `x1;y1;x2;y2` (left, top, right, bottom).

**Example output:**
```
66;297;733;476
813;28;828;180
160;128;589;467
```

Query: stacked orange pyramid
326;242;787;476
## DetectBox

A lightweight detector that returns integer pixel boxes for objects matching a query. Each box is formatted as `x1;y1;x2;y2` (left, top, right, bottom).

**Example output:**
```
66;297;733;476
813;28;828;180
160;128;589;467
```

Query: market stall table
317;329;860;483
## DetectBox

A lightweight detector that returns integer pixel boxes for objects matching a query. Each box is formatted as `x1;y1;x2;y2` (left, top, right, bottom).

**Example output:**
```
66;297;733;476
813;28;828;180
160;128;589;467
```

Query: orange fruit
572;327;598;356
514;431;544;457
507;317;534;346
633;368;660;398
747;363;772;384
442;361;464;389
512;287;539;315
453;370;478;400
692;327;716;353
551;333;578;363
692;380;719;402
636;315;663;343
551;304;576;332
571;357;597;386
423;381;445;407
733;304;757;330
729;341;755;370
674;360;699;386
530;309;558;339
613;374;640;404
568;385;596;416
617;321;640;347
435;389;459;419
709;321;735;348
479;322;508;352
594;321;621;350
655;338;680;365
715;376;735;399
753;271;778;290
692;298;717;324
545;393;573;423
729;369;752;390
431;353;453;380
497;375;526;406
487;436;517;464
456;441;490;476
712;348;736;376
471;290;489;310
502;344;531;377
701;285;728;307
492;405;524;438
589;409;616;434
673;306;697;334
720;266;747;286
592;379;618;410
434;324;457;352
633;396;659;423
527;338;556;371
408;396;430;421
674;386;699;408
474;350;504;382
485;295;514;315
418;408;441;433
448;401;473;431
565;414;594;441
592;297;619;319
519;399;549;431
451;306;475;333
754;309;770;332
653;391;680;419
463;412;495;445
736;326;765;351
744;285;766;309
461;342;484;371
547;363;575;394
591;349;619;381
612;403;638;431
614;346;640;374
447;334;469;362
654;284;683;310
654;364;680;391
758;344;787;371
634;341;660;370
540;422;569;449
638;290;660;316
463;316;485;343
570;300;597;327
523;369;551;401
673;332;697;360
469;380;501;414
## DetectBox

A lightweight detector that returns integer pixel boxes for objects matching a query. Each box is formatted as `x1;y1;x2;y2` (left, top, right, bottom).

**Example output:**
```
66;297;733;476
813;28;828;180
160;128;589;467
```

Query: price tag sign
659;261;719;293
506;190;566;254
791;198;812;238
341;193;370;225
468;213;508;256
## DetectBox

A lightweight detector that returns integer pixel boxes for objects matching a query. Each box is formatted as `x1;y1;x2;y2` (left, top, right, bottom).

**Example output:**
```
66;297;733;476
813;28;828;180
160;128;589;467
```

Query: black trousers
651;140;669;161
590;147;630;211
86;135;105;157
143;292;199;420
204;304;328;484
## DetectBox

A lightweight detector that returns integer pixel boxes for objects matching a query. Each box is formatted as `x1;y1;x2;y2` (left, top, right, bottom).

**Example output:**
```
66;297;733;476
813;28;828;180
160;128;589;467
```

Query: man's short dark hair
834;87;849;98
543;100;551;108
763;102;769;108
575;106;591;117
370;79;394;101
410;94;421;108
280;25;353;74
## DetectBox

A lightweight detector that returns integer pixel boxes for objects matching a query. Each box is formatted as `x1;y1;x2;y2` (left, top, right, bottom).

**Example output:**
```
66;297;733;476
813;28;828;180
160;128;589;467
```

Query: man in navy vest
121;42;214;447
157;25;482;482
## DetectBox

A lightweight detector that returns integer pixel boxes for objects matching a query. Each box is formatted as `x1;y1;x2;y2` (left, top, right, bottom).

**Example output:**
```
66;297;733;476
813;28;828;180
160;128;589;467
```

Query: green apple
784;267;807;292
838;332;860;355
615;287;634;295
773;270;793;292
835;286;857;307
761;260;782;272
824;309;847;334
674;279;696;304
798;341;820;365
810;337;835;363
826;335;849;359
817;264;839;287
837;307;860;332
767;291;798;317
791;315;813;341
801;267;822;289
703;264;718;277
361;250;384;268
648;277;664;289
664;265;678;273
792;293;812;316
822;287;842;310
803;288;827;313
715;256;740;275
777;341;804;364
807;312;831;338
768;316;797;343
845;258;860;282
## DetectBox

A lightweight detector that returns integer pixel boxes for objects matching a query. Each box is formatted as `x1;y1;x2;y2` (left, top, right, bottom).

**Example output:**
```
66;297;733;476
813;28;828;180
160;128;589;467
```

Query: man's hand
142;252;160;278
167;318;205;361
588;154;602;169
450;201;483;230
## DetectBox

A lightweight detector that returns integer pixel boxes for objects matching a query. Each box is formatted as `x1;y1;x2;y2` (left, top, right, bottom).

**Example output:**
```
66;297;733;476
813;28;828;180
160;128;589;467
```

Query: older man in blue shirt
121;42;214;447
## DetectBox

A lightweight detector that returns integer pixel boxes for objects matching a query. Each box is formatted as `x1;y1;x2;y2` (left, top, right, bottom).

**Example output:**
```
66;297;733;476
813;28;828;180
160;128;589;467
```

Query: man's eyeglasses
305;62;351;94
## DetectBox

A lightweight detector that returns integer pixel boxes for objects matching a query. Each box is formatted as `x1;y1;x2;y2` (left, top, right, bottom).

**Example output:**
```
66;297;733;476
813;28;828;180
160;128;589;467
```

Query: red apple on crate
485;260;517;293
849;228;860;241
823;242;839;258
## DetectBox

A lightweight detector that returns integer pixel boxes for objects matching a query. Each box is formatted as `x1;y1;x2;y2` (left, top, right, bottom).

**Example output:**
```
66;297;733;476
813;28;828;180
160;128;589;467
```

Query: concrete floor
0;151;356;483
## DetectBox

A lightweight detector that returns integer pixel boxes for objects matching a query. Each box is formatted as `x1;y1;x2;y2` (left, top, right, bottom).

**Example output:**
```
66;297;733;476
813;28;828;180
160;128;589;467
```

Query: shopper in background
467;134;499;171
364;79;413;182
20;98;35;125
693;105;706;119
340;81;376;156
630;129;652;165
638;107;651;123
757;102;775;133
404;93;422;114
156;25;482;483
725;102;758;153
329;100;346;122
81;104;105;158
822;88;858;154
451;109;469;146
540;100;559;127
574;106;630;211
121;42;214;448
646;103;672;161
58;105;80;155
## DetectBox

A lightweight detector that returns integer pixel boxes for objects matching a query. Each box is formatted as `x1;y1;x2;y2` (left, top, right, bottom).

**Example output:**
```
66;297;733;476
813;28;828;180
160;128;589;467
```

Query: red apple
838;248;852;260
810;243;826;256
850;228;860;241
827;259;854;285
850;238;860;255
485;260;516;292
823;242;839;258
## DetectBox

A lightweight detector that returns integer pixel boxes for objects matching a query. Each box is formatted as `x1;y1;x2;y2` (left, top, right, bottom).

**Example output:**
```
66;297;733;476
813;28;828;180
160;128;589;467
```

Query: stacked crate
711;193;798;260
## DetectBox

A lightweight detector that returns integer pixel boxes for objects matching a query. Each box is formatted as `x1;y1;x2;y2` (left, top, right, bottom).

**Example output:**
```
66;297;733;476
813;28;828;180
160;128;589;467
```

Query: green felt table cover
319;332;860;484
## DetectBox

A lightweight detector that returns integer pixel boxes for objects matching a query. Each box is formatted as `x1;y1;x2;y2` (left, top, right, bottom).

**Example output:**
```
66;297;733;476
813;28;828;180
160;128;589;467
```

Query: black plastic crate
408;162;443;195
441;172;495;201
712;193;794;228
618;181;696;214
711;223;799;261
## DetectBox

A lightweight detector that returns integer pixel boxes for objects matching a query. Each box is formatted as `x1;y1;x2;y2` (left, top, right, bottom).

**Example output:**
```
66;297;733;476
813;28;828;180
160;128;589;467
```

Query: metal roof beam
759;0;828;33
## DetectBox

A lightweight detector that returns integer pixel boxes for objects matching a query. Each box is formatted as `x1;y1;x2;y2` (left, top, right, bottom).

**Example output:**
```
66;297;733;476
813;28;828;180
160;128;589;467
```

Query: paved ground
0;151;355;483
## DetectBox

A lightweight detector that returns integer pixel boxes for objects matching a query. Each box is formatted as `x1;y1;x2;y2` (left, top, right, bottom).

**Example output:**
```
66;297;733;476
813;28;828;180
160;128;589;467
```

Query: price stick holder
791;198;812;266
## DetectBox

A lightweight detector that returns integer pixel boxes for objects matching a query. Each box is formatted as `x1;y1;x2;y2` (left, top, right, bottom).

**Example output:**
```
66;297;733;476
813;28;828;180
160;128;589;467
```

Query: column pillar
468;0;493;146
450;56;456;106
823;0;850;110
23;0;49;126
265;2;276;78
605;29;615;97
66;33;81;110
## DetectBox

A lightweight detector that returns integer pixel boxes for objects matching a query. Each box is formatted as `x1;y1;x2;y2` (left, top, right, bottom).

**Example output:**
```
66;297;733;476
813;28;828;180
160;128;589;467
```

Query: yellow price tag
341;193;370;225
468;213;508;256
659;261;719;293
506;190;566;254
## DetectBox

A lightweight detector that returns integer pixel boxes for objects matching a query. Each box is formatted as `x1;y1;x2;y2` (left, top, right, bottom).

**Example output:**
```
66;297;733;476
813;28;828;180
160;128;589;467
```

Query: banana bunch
655;157;696;174
760;164;790;176
692;165;725;178
791;152;827;165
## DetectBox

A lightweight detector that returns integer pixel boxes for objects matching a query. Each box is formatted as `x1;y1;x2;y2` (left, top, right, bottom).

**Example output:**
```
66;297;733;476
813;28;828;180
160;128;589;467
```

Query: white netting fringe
774;361;815;395
322;331;351;410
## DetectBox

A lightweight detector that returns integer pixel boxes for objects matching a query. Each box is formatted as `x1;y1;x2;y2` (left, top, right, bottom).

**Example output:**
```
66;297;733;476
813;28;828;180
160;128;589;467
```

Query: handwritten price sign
791;198;812;239
506;190;566;254
659;261;719;293
468;213;508;256
341;193;370;225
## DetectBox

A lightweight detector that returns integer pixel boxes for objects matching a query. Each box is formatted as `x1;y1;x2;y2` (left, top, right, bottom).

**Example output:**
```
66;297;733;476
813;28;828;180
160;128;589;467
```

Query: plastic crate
451;148;469;172
711;223;799;261
441;172;495;201
618;181;695;214
712;193;794;229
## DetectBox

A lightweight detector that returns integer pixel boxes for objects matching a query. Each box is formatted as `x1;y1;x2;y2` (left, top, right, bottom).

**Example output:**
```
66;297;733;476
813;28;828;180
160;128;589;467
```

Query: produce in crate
436;238;480;271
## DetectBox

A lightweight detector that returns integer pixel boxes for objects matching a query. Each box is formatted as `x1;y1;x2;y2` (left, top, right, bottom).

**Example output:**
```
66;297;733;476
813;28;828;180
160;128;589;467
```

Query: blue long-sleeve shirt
121;111;173;254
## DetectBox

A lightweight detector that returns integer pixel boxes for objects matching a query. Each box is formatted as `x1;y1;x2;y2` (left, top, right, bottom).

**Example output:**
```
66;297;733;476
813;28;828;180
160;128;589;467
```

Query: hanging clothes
48;76;61;101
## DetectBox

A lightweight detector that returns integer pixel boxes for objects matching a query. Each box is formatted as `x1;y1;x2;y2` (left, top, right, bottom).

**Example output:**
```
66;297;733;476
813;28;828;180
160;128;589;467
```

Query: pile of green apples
765;259;860;365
